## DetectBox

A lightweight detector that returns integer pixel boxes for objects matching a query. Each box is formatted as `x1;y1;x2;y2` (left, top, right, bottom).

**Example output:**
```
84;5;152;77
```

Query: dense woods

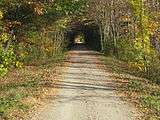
0;0;160;80
0;0;86;76
87;0;160;84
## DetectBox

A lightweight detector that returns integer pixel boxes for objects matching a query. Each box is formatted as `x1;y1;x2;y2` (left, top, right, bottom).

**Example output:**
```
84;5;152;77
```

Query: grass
102;56;160;120
0;93;30;119
0;53;65;120
0;79;40;120
141;95;160;112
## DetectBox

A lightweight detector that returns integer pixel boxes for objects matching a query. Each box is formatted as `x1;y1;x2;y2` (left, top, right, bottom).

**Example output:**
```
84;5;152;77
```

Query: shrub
0;46;16;76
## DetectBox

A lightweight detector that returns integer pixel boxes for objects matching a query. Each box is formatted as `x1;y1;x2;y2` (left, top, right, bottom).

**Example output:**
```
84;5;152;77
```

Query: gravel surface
30;44;140;120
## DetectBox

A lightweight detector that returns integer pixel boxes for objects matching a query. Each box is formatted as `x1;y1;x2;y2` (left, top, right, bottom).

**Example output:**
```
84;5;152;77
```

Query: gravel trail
30;44;140;120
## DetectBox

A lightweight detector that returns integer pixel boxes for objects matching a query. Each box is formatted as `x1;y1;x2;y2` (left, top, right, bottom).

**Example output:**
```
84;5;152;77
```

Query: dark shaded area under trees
66;20;101;51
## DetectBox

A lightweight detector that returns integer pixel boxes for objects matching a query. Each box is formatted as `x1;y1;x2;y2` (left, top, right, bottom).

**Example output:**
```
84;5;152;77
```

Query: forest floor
0;44;159;120
0;54;65;120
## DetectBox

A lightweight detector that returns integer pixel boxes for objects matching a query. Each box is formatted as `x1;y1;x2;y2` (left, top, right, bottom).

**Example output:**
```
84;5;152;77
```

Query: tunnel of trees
0;0;160;84
0;0;160;119
66;20;101;51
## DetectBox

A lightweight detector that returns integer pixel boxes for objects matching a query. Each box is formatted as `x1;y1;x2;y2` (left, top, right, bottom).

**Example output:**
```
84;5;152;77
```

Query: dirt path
30;45;140;120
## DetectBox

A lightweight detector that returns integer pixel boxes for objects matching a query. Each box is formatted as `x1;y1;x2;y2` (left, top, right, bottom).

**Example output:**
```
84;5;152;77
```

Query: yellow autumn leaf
0;10;3;20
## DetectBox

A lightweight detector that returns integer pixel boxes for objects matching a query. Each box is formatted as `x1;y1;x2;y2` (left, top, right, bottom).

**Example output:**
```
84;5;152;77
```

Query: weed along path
30;45;140;120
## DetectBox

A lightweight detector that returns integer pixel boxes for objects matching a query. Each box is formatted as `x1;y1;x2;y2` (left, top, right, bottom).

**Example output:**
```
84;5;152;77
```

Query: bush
141;95;160;114
145;58;160;84
0;46;16;76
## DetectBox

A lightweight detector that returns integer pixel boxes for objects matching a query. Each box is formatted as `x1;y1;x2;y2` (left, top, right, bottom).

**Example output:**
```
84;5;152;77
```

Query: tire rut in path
30;44;140;120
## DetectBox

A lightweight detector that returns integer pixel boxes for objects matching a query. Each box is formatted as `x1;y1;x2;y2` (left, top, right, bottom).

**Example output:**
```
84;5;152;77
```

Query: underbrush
0;54;65;120
0;80;39;119
102;56;160;120
144;59;160;84
126;80;160;119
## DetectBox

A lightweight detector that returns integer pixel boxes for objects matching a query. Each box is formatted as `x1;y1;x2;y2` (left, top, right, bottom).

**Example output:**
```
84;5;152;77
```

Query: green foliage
0;10;3;20
0;79;40;119
141;95;160;112
145;59;160;84
101;0;160;84
127;80;145;92
127;79;160;119
55;0;87;16
0;46;16;76
0;66;8;77
0;33;9;43
0;94;29;118
0;0;87;75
